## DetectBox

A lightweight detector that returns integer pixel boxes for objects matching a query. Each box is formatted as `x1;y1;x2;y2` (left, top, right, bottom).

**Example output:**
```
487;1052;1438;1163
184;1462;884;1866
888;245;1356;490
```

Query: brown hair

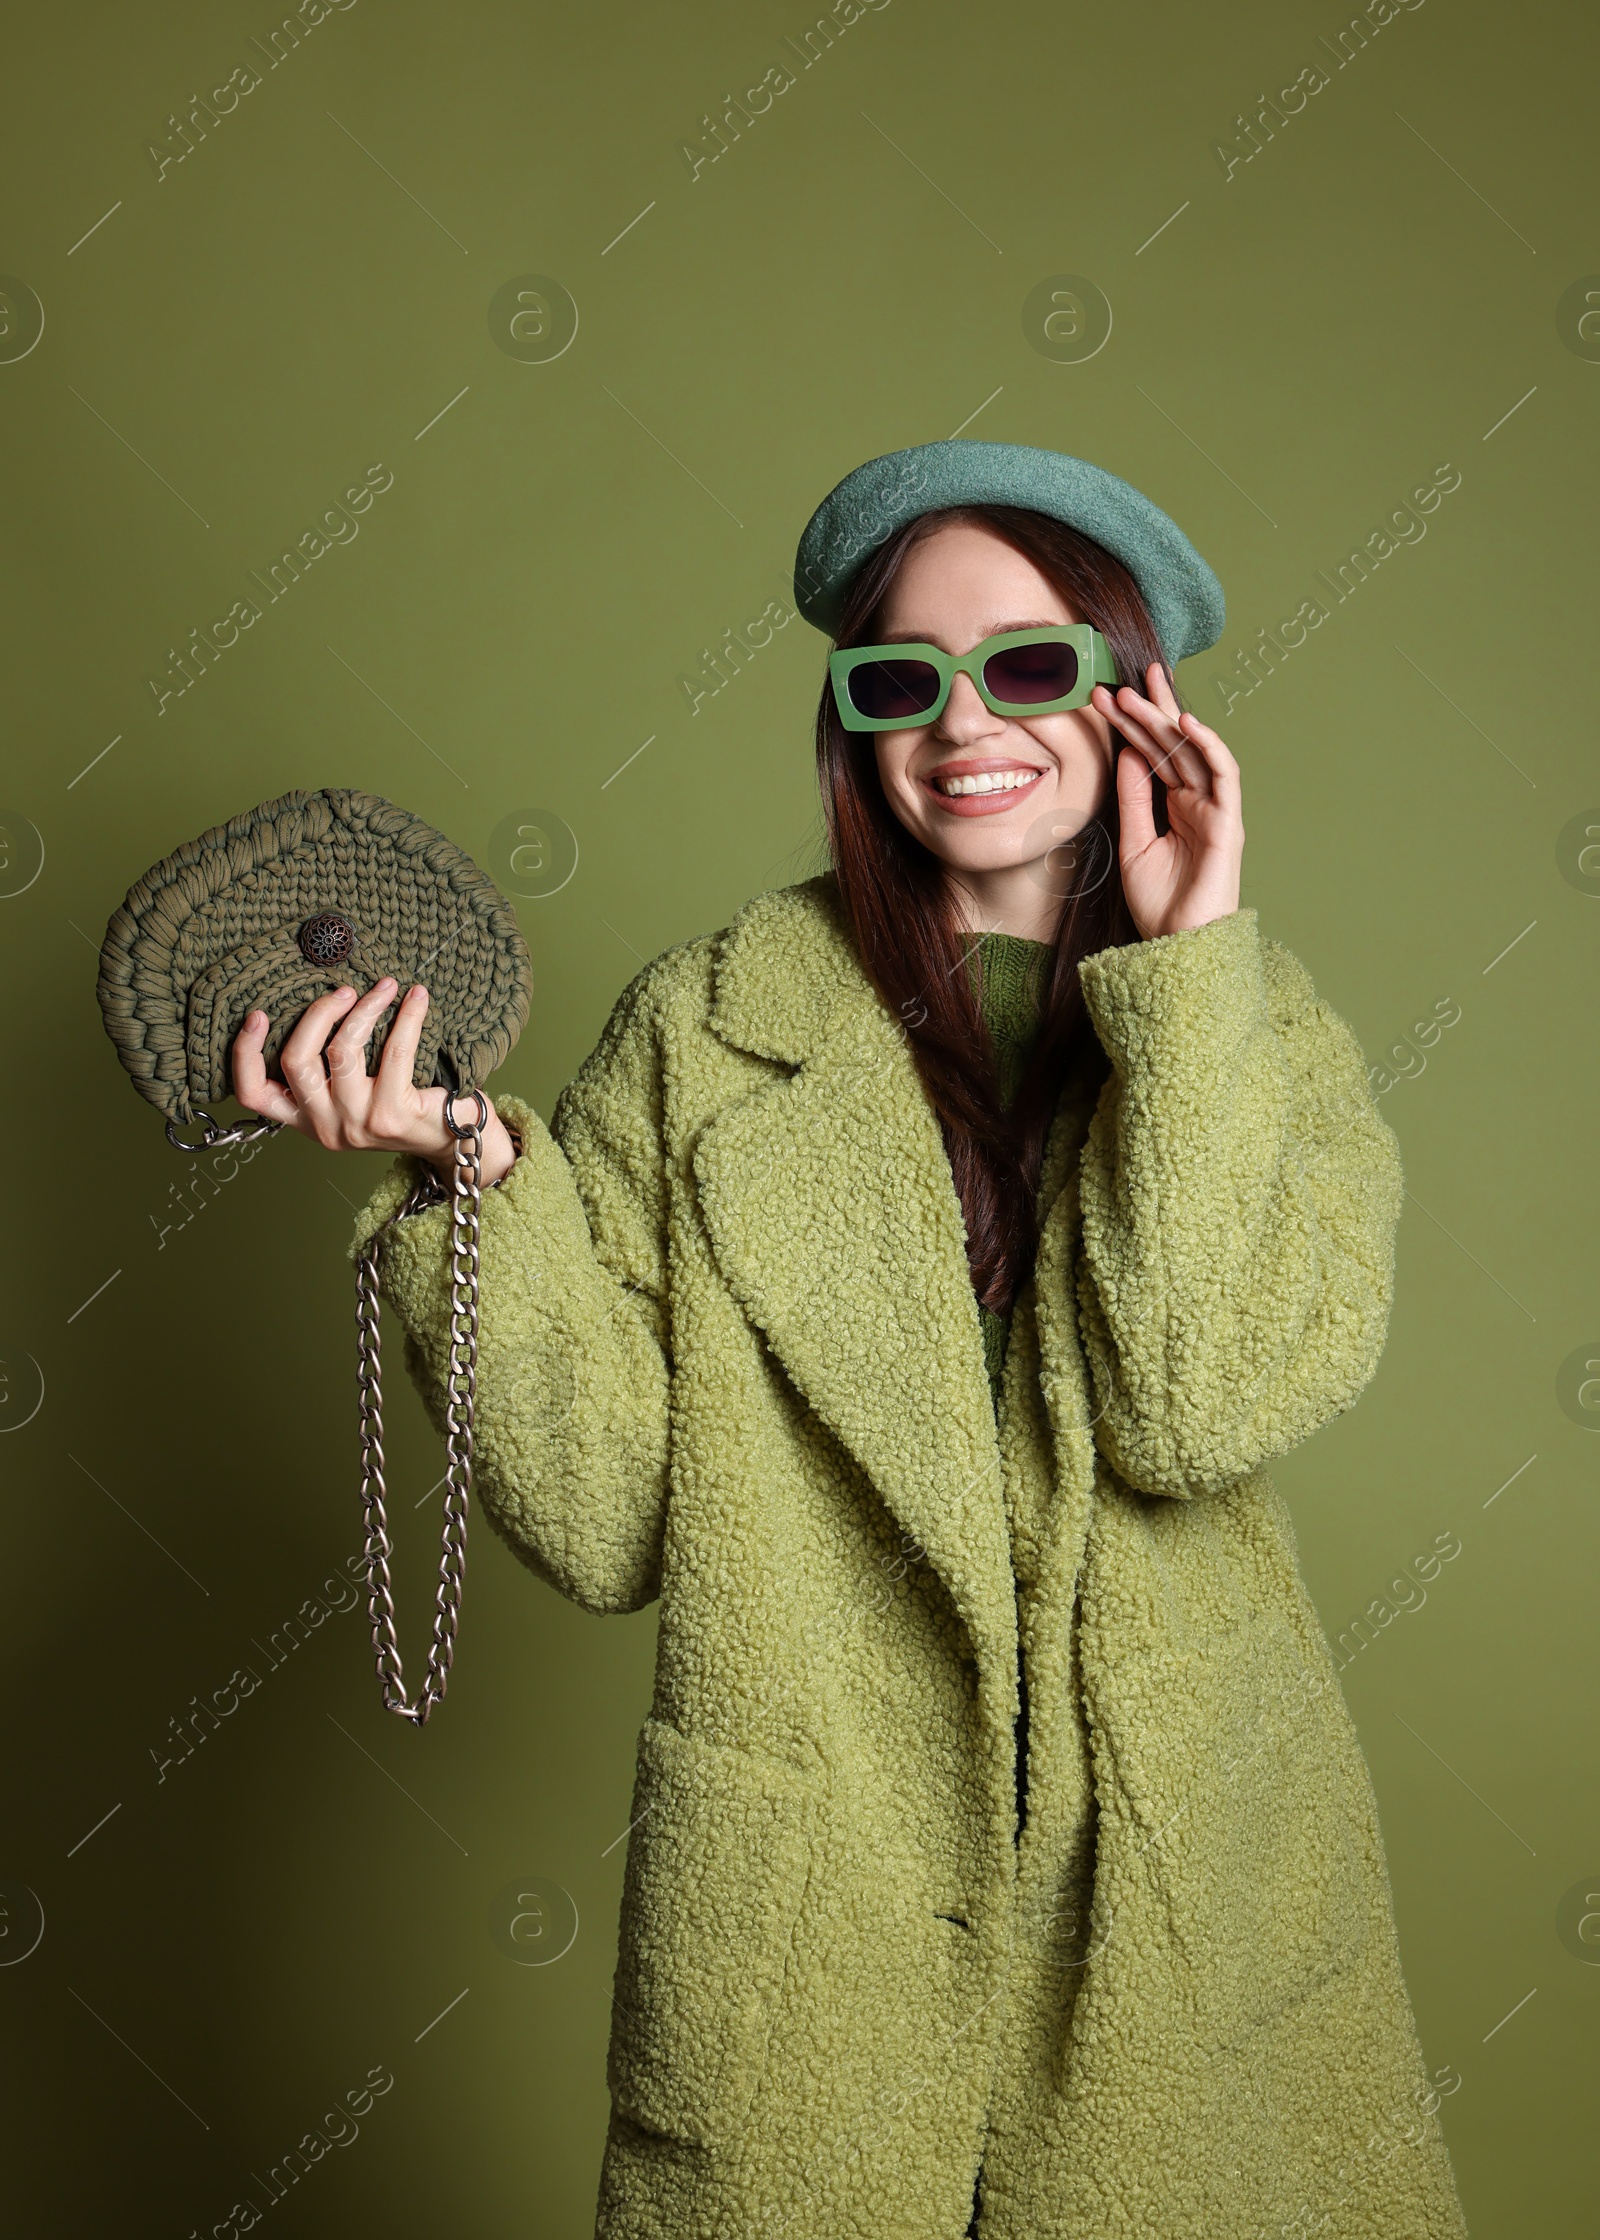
814;503;1177;1314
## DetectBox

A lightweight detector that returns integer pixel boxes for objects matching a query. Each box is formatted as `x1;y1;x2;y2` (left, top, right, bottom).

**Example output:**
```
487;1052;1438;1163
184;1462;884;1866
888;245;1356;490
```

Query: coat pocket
1097;1608;1370;2053
606;1718;817;2151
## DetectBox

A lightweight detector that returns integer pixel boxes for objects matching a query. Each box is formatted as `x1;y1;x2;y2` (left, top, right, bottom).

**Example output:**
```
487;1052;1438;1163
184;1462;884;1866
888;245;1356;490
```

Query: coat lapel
691;879;1020;1736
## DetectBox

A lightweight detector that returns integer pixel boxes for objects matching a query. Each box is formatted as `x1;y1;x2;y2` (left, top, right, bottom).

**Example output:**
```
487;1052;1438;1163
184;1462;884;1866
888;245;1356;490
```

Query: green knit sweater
968;931;1052;1404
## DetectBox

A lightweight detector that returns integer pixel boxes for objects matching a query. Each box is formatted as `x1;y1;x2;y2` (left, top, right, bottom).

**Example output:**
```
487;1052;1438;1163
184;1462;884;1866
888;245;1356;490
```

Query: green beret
793;438;1225;665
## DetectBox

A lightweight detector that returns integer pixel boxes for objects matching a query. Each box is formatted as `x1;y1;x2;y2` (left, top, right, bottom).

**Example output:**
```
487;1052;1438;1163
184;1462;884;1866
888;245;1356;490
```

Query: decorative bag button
299;911;355;965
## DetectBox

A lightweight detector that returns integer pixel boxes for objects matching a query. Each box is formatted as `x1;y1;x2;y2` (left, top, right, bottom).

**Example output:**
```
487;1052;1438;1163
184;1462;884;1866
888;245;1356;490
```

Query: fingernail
247;1010;265;1030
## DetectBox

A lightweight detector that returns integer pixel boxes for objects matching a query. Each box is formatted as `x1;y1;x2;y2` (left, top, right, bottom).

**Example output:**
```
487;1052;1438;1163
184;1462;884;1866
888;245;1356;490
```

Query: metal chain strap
166;1109;282;1154
354;1090;485;1727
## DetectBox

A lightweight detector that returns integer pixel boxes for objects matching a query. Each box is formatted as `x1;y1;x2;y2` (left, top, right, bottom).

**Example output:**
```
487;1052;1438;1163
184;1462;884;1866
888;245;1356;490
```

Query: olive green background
2;0;1595;2231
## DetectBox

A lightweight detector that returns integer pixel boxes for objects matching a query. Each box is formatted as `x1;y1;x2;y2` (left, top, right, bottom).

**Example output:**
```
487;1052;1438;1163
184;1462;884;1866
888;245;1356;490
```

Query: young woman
232;442;1468;2240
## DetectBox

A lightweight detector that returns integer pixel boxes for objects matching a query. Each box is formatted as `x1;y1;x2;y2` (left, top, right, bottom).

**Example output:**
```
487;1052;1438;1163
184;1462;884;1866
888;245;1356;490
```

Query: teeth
936;769;1039;796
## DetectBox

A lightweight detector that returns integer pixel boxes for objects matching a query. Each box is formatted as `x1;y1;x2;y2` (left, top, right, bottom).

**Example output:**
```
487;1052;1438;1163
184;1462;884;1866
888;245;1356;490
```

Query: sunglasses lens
982;639;1080;706
846;657;943;724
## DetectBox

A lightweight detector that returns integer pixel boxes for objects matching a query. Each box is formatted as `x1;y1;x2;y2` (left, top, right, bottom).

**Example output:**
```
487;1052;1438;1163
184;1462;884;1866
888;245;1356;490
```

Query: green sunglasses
828;624;1120;733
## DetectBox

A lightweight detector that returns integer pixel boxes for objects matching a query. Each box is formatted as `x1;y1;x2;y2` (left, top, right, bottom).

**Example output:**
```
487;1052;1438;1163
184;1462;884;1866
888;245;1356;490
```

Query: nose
935;669;1004;744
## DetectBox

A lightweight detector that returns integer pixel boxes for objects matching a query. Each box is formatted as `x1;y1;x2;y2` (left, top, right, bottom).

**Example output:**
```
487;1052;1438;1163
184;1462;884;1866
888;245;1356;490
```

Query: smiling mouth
922;762;1047;808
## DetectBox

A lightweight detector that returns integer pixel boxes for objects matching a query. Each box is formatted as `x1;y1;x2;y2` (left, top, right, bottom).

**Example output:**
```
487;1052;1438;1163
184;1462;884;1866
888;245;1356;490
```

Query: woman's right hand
231;976;520;1187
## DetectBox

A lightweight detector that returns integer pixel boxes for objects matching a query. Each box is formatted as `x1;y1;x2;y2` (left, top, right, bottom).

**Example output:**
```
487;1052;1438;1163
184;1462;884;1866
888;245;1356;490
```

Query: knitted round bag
97;786;530;1133
97;787;534;1730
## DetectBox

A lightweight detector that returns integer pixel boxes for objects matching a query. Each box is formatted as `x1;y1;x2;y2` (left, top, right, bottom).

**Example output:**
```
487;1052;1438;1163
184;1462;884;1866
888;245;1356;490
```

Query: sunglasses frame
828;624;1121;733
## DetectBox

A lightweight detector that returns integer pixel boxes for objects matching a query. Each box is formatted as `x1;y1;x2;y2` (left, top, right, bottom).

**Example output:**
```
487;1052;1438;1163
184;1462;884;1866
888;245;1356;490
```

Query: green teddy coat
353;874;1468;2240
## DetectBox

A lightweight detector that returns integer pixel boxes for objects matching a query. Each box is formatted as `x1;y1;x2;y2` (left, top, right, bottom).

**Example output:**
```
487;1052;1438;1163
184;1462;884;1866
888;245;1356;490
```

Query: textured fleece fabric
352;875;1468;2240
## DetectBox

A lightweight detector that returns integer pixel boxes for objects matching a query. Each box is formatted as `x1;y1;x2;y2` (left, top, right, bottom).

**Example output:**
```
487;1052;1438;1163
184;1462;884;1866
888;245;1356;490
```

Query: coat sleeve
1072;907;1402;1501
348;964;673;1614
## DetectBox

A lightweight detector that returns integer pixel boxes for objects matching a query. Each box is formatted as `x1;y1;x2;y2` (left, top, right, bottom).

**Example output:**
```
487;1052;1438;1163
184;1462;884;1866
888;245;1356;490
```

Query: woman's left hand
1091;664;1244;940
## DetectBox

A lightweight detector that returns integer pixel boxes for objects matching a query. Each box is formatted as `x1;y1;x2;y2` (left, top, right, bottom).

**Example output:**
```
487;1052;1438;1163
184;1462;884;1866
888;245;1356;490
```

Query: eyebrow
870;617;1068;646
